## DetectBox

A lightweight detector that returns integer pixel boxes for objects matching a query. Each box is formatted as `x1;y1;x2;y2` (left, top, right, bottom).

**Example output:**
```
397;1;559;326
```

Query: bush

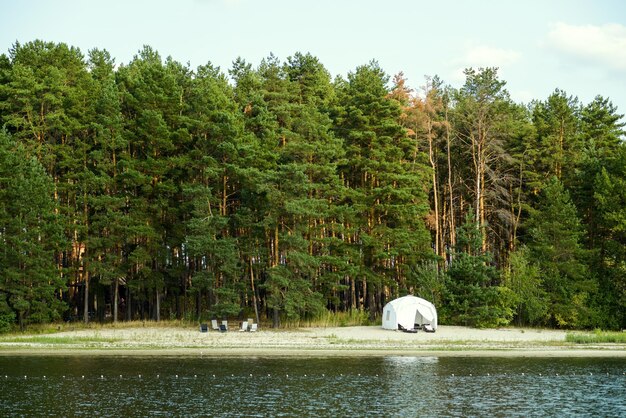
0;301;16;333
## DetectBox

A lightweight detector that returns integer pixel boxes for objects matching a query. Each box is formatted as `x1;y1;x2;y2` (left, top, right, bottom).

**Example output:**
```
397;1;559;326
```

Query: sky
1;0;626;113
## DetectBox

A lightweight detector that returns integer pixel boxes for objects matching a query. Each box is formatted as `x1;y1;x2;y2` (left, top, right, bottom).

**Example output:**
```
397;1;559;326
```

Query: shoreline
1;325;625;358
1;348;625;358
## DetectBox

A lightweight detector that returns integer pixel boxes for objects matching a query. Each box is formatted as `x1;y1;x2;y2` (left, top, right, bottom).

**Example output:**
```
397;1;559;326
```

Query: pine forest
1;40;625;332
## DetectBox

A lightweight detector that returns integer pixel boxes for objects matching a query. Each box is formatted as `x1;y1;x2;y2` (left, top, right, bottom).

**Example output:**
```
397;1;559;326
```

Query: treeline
0;40;625;331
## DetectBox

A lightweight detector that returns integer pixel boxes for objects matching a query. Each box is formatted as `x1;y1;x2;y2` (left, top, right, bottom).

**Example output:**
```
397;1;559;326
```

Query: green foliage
0;130;66;329
527;177;596;328
452;67;528;264
263;265;325;321
530;89;581;188
0;300;16;333
210;287;242;319
566;330;626;344
333;61;432;317
443;211;515;327
283;308;371;328
503;246;549;326
407;260;445;307
0;40;624;330
592;144;626;329
580;96;625;155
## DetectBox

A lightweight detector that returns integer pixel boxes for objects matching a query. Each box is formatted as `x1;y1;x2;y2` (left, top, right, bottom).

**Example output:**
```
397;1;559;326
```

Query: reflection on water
0;355;624;417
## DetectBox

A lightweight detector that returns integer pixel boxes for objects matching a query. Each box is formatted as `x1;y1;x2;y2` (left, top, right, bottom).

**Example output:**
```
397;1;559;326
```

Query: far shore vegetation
1;40;625;334
566;330;626;344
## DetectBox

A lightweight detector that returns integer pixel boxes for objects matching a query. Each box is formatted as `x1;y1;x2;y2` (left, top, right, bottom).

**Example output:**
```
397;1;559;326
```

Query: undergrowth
566;330;626;344
4;320;197;335
0;335;119;344
281;309;374;328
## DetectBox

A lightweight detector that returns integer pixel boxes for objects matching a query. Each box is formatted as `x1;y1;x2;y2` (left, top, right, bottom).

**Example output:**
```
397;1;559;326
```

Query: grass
18;319;197;334
566;330;626;344
281;309;374;328
0;320;198;344
0;335;119;345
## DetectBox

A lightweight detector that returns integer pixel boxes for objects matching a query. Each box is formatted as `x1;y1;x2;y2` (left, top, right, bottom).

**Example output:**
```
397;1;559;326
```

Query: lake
0;355;624;417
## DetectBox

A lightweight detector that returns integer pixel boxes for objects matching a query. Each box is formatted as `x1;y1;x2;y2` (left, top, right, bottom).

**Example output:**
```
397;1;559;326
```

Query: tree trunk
113;278;119;323
83;270;89;323
18;311;24;332
479;160;487;252
274;225;280;267
272;307;280;328
368;285;376;321
361;278;367;311
222;172;228;216
249;257;260;326
155;288;160;322
196;289;202;322
427;120;441;259
446;111;456;259
126;286;131;321
350;277;356;310
557;118;564;179
512;159;524;252
473;125;488;252
470;125;480;229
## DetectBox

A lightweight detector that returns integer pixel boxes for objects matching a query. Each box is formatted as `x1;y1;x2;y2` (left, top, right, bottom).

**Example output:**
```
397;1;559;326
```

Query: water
0;355;624;417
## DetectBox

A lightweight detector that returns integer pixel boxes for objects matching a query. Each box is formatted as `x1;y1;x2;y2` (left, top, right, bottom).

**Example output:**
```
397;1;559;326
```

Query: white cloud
546;22;626;71
463;45;521;68
449;44;521;83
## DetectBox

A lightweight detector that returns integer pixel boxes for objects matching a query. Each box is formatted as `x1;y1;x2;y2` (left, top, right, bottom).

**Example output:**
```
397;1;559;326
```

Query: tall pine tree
0;131;65;330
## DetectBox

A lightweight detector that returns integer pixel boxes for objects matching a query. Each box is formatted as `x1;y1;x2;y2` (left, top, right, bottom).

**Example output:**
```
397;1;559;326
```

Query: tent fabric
382;295;438;331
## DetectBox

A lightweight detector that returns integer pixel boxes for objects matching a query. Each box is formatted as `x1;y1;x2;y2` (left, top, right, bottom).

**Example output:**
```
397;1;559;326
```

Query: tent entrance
413;305;435;328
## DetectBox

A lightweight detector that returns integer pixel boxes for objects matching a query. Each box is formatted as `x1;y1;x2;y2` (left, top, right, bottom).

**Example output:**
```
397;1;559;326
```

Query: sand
1;325;625;357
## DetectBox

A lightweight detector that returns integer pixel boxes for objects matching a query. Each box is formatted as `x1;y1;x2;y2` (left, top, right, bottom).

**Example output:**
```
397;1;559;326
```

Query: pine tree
2;39;624;330
571;96;626;248
184;60;245;321
503;246;548;326
530;89;581;188
116;47;190;321
84;48;128;322
0;131;65;330
526;177;595;327
593;144;626;329
453;67;518;256
0;40;95;322
333;61;431;317
444;210;515;327
253;54;331;326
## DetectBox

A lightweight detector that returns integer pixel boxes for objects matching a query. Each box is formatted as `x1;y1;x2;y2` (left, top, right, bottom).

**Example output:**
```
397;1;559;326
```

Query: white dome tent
382;295;437;332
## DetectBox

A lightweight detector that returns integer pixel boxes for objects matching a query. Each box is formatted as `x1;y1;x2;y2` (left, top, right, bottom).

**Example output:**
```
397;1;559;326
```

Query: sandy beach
1;325;625;357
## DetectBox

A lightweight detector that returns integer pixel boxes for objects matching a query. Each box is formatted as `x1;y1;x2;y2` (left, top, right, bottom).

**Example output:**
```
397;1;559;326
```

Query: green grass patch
566;331;626;344
10;320;198;335
0;335;120;344
282;309;374;328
